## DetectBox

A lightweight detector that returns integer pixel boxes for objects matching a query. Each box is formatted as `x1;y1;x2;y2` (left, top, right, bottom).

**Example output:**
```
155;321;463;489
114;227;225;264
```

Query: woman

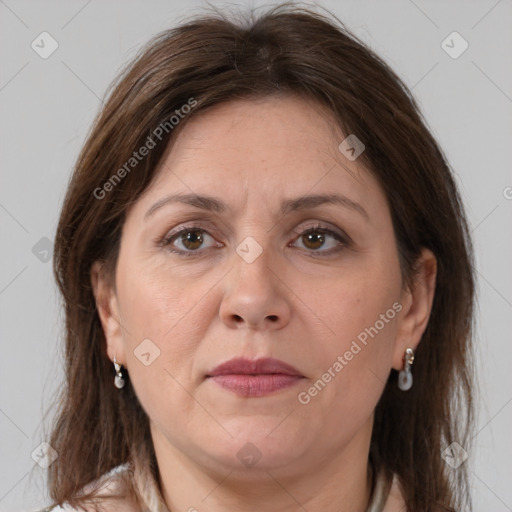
44;3;475;511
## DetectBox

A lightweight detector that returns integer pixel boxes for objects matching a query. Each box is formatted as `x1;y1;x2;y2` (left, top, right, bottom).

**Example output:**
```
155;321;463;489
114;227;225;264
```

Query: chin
192;417;312;473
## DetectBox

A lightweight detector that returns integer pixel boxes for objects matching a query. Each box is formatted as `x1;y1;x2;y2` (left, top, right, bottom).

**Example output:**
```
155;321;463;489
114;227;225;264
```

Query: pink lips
206;357;304;397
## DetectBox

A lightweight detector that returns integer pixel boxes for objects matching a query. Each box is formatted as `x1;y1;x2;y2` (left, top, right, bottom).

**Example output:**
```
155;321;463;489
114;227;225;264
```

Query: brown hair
46;3;475;511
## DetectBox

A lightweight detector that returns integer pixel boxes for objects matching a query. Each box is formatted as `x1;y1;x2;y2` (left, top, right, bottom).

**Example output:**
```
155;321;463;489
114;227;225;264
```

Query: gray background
1;0;511;510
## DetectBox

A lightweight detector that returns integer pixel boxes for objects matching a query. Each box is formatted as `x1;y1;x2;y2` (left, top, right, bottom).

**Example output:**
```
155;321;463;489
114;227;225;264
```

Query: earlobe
392;248;437;370
90;260;126;365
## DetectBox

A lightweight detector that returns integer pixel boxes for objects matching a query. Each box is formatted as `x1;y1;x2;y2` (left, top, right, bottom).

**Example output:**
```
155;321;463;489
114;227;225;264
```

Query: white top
40;462;396;512
39;463;131;511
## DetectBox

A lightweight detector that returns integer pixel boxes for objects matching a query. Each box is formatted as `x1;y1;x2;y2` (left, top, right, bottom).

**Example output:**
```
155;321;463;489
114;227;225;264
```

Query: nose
219;247;292;331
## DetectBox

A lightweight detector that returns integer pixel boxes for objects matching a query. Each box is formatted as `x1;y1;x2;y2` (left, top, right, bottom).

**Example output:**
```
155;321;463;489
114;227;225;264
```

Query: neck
152;417;374;512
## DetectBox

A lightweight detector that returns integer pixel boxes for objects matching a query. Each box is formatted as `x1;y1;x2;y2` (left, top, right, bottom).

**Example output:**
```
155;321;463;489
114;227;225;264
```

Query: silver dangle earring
113;355;125;389
398;347;415;391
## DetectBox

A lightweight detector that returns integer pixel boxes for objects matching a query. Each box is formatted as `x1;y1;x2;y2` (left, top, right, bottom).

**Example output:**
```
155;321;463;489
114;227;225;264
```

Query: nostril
267;315;278;322
233;314;243;323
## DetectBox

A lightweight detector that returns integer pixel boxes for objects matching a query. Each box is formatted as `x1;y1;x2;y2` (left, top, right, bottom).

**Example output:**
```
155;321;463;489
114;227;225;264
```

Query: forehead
132;95;387;219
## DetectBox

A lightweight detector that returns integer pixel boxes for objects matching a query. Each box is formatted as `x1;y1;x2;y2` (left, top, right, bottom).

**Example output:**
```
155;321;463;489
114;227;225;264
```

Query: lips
206;357;304;397
207;357;302;377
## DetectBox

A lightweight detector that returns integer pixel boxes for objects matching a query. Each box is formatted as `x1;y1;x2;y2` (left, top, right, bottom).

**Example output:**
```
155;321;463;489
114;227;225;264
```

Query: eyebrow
144;192;368;220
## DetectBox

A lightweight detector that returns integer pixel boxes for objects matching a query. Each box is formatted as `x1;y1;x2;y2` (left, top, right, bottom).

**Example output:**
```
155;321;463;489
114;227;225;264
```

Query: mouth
206;357;304;397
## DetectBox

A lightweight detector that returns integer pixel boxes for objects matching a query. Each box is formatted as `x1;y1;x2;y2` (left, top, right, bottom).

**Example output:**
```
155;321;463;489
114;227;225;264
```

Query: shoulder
40;464;138;512
36;506;82;512
42;502;137;512
381;473;407;512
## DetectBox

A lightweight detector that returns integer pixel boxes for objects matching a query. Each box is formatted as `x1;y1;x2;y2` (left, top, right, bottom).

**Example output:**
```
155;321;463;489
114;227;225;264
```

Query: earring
398;347;415;391
113;355;125;389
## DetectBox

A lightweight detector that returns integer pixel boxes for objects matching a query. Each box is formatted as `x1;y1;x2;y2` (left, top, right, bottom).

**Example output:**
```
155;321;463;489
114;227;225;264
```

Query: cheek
301;253;400;346
295;254;401;411
117;252;214;341
115;257;219;411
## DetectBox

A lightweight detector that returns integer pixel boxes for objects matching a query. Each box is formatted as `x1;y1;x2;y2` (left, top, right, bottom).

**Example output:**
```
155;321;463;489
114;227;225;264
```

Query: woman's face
95;95;431;478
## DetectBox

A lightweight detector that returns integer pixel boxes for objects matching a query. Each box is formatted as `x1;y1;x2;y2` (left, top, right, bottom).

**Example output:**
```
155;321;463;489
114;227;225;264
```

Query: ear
91;260;126;366
392;248;437;370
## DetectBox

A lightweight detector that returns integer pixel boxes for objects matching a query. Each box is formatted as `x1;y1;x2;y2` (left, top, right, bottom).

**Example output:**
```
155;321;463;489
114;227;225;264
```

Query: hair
46;3;475;511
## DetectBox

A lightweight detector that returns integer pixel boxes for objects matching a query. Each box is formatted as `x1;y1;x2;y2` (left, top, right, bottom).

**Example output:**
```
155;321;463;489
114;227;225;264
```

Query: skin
92;94;437;512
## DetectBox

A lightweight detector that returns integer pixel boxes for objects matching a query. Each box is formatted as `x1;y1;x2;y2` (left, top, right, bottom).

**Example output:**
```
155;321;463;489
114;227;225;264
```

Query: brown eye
164;227;219;254
292;227;346;254
180;230;204;250
302;231;325;250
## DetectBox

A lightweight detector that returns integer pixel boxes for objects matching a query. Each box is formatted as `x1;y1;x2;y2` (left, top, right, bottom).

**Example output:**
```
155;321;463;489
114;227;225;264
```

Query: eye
158;223;348;256
162;226;221;254
291;226;347;254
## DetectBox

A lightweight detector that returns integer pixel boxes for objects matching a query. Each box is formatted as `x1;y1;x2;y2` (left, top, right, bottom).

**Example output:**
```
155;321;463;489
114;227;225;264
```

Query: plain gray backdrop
1;0;511;510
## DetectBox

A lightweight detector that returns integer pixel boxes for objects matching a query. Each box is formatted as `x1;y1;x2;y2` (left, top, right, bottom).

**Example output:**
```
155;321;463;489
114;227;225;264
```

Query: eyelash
157;223;350;257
